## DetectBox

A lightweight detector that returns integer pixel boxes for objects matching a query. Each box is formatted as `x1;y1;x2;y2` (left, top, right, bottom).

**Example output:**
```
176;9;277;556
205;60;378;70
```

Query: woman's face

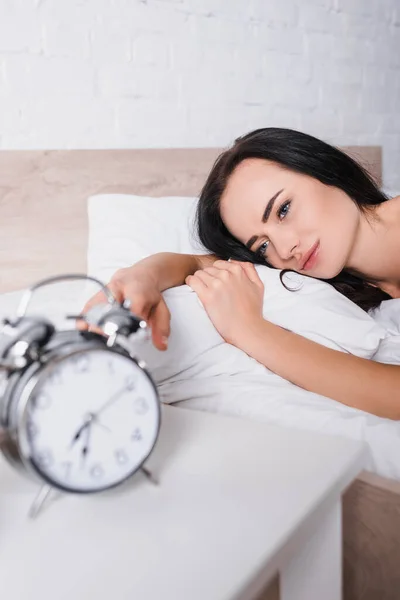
219;158;361;279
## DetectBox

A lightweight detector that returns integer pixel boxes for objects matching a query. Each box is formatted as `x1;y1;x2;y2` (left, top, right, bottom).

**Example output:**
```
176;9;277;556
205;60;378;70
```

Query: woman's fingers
186;270;217;288
185;272;209;296
74;266;174;351
77;281;153;332
121;289;153;321
212;259;241;272
78;280;171;350
211;259;263;286
235;261;263;286
148;298;171;351
76;289;111;331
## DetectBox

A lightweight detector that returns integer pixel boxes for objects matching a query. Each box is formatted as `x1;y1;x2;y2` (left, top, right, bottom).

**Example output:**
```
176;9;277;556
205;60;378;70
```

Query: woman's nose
273;236;300;261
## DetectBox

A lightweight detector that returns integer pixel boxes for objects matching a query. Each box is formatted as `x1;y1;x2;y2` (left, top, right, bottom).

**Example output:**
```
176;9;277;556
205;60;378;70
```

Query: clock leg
140;466;159;486
28;483;58;519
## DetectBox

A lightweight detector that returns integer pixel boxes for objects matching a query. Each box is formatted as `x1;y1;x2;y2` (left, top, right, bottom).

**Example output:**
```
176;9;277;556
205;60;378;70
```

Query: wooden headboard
0;146;382;293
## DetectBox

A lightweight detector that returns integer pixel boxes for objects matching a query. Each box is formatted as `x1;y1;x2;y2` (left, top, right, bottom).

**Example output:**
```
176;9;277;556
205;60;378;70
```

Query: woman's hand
185;260;264;347
78;266;171;351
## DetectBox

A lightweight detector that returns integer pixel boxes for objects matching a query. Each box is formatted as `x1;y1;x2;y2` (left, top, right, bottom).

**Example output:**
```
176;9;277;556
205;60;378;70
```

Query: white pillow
87;193;388;362
87;194;204;284
133;265;388;390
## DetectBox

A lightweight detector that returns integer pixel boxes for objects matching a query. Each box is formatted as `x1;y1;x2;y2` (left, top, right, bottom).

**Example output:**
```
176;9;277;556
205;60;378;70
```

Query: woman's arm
186;259;400;421
133;252;217;291
239;319;400;420
81;252;217;349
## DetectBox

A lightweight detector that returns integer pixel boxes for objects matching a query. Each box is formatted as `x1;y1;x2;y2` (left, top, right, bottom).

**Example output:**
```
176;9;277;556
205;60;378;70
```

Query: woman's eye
257;240;270;257
277;200;291;220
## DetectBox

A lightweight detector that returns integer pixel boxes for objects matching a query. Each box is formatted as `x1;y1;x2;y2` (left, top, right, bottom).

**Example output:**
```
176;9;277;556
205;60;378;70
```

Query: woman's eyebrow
245;189;284;249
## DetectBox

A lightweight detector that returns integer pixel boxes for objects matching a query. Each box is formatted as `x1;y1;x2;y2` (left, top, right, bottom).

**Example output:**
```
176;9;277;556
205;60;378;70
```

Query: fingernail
162;336;168;347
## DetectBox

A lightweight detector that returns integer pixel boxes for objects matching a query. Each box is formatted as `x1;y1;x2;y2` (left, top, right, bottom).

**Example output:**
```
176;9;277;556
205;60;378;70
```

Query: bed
0;146;399;600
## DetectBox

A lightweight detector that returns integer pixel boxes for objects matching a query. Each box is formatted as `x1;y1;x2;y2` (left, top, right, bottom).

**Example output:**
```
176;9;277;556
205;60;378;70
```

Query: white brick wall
0;0;399;190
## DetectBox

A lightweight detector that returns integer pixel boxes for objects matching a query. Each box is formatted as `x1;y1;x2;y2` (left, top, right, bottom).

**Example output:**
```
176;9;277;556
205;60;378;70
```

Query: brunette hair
196;127;391;311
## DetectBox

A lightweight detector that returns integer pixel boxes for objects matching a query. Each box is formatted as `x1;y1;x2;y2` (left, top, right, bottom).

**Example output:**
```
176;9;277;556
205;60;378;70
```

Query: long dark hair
195;127;392;312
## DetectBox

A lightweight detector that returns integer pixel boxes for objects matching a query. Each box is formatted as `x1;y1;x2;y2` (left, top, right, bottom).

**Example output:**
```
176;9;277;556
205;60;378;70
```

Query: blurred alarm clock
0;275;161;517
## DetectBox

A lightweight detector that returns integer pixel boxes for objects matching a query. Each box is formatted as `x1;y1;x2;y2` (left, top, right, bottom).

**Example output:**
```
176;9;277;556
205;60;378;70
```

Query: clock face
20;348;160;493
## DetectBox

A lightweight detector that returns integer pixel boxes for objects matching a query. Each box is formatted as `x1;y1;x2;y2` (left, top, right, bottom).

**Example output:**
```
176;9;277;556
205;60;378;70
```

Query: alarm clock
0;274;161;515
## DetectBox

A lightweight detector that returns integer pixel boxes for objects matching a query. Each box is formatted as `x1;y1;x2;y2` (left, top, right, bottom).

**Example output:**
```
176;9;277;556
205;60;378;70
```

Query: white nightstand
0;404;366;600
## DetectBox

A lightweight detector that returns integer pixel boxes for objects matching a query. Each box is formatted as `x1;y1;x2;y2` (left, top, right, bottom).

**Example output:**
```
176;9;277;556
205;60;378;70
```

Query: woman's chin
313;264;345;280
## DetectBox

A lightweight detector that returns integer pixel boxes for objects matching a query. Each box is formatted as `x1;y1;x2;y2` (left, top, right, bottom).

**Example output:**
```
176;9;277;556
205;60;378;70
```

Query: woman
82;128;400;419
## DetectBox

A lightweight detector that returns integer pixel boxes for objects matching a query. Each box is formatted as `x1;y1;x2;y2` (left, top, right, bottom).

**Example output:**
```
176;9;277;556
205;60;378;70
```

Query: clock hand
70;413;94;449
70;420;90;448
70;385;131;451
81;422;92;465
95;419;111;433
94;383;131;417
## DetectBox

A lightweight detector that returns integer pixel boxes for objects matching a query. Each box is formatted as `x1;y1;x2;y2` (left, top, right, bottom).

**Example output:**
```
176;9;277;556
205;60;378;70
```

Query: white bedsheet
146;290;400;482
176;309;400;480
0;284;400;481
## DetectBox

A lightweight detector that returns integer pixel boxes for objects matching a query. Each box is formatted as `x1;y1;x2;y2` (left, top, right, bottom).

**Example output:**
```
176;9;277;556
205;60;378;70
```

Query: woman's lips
301;242;320;271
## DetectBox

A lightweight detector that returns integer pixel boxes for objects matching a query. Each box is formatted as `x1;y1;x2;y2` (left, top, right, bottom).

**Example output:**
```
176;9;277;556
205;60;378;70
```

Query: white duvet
1;269;400;481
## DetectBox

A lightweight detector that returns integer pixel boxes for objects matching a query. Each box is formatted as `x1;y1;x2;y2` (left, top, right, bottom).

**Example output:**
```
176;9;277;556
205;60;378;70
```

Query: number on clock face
24;349;160;493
